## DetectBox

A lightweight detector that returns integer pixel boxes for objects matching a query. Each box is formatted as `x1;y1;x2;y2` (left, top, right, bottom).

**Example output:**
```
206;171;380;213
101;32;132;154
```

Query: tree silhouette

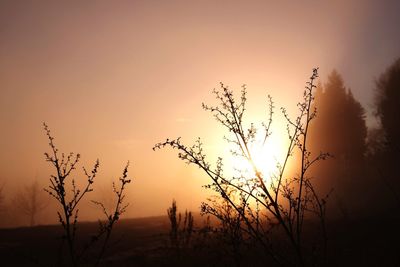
370;58;400;209
309;70;367;165
373;58;400;154
155;69;331;266
167;199;194;251
14;180;48;227
43;123;132;266
308;71;367;208
0;183;4;214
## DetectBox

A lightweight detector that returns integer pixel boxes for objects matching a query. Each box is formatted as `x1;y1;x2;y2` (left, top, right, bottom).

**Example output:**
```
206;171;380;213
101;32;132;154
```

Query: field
1;214;399;266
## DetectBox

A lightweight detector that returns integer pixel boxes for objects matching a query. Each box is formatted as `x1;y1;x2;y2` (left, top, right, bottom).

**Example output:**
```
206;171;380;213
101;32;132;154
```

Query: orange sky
1;0;400;220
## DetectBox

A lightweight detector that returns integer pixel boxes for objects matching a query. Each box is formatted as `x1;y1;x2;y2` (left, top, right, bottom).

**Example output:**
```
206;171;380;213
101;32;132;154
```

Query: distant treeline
307;59;400;218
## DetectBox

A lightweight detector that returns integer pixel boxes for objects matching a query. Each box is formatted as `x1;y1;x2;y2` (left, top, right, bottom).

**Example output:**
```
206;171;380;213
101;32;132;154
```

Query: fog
1;0;400;227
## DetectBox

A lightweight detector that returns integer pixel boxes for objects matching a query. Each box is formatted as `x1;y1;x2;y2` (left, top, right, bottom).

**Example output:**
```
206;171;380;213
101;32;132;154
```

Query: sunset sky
1;0;400;220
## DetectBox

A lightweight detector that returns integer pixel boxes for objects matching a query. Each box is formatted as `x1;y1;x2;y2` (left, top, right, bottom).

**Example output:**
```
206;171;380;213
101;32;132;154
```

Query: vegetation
13;180;48;227
373;58;400;154
308;70;368;217
310;70;367;163
368;57;400;210
1;62;399;266
155;68;331;266
167;199;194;251
43;123;132;266
0;183;4;215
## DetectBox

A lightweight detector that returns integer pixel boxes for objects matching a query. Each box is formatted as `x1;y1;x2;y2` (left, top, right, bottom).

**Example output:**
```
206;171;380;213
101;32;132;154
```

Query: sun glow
227;133;287;183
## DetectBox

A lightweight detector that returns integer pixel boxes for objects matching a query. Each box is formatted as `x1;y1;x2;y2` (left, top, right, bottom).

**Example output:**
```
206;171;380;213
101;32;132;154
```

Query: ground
0;214;399;266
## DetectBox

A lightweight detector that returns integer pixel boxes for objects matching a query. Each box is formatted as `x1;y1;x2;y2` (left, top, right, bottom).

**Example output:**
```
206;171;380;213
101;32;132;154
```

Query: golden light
226;133;287;183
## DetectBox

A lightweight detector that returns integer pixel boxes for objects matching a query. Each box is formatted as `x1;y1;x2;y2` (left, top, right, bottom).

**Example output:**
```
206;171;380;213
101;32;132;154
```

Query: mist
1;1;400;266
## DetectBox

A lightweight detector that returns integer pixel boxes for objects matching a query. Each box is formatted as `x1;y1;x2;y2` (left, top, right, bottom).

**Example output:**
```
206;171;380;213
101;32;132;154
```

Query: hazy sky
1;0;399;219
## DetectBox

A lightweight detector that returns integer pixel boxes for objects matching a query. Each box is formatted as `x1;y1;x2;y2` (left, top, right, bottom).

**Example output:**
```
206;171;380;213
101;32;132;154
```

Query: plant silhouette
374;57;400;154
154;68;331;266
0;183;4;215
369;58;400;209
43;123;131;267
167;199;194;251
310;70;367;163
13;180;48;227
308;70;367;218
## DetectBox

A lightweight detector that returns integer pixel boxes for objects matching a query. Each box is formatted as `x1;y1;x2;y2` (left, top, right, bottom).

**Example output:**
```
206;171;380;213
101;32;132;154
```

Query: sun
227;133;287;182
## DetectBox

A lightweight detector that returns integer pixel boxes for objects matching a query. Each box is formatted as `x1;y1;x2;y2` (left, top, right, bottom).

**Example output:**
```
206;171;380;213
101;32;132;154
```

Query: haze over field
1;0;400;223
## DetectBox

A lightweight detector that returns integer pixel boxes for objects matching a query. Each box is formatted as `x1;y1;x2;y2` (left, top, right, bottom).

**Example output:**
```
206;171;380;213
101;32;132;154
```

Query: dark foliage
310;70;367;164
308;70;368;218
0;183;4;214
373;58;400;154
167;200;194;250
369;58;400;210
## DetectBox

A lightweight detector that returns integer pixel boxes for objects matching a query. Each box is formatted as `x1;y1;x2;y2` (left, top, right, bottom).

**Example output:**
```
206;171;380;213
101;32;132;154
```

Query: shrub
43;123;131;266
155;68;331;266
167;199;194;250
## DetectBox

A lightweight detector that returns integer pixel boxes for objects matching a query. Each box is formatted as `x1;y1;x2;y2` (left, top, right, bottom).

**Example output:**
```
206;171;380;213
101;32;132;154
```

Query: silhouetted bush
167;199;194;251
43;123;132;267
155;68;331;266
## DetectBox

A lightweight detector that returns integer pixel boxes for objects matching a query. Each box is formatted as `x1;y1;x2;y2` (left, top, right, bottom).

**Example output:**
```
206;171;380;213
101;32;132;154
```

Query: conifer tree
308;70;367;216
374;58;400;154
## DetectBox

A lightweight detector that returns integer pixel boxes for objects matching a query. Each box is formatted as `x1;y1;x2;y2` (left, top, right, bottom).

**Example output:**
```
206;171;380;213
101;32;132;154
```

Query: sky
1;0;400;222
